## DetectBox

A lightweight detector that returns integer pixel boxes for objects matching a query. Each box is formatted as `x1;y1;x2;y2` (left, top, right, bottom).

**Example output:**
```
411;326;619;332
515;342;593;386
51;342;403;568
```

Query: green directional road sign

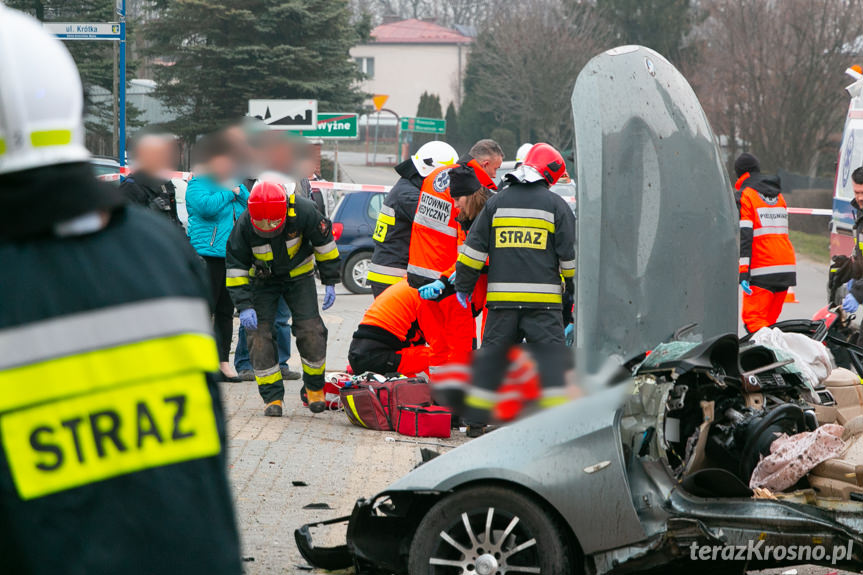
400;116;446;135
290;113;359;139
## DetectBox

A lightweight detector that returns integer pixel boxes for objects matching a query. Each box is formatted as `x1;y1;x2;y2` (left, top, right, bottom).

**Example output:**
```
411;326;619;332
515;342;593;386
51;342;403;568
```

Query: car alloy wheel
429;507;540;574
408;486;573;575
352;256;370;288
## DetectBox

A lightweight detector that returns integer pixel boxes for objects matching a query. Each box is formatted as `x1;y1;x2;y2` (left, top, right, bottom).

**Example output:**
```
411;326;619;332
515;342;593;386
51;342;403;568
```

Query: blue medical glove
322;285;336;310
847;279;856;291
740;280;752;295
239;308;258;330
456;291;470;309
843;293;860;314
418;280;446;300
565;323;574;347
448;271;456;284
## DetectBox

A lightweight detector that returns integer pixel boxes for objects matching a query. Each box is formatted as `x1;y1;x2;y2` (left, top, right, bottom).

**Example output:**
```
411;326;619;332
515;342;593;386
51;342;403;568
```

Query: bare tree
351;0;502;27
465;0;615;148
691;0;863;175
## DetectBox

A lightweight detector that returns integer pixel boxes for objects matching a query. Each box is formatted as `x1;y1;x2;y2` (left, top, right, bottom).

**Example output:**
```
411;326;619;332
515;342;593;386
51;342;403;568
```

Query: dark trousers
370;282;389;298
465;308;566;425
249;275;328;403
235;297;291;370
203;256;234;362
348;337;399;375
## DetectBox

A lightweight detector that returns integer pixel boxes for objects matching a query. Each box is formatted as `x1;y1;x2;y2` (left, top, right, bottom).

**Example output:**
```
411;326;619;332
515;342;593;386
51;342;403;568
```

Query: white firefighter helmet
515;143;534;166
0;5;90;175
411;141;457;178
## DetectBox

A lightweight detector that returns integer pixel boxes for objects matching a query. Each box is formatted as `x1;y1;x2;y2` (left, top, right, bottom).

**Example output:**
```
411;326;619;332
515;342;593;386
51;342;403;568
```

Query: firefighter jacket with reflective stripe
369;160;424;287
454;180;576;309
225;195;340;312
354;278;430;348
737;173;796;291
407;164;462;288
0;200;241;575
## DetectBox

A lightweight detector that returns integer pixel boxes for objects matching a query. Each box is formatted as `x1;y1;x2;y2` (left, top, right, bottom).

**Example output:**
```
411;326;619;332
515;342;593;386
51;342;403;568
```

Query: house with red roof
350;18;473;118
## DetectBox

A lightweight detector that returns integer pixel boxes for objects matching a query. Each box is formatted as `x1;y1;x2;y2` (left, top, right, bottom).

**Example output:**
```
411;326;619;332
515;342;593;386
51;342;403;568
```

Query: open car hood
572;46;738;373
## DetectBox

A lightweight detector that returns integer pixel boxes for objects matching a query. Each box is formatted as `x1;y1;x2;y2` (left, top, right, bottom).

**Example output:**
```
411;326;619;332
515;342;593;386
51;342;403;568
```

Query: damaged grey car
295;46;863;574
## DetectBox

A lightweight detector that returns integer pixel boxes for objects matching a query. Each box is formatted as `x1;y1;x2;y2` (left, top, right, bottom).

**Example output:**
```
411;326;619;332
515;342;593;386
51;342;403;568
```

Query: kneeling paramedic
226;180;340;416
454;143;576;428
348;279;440;378
0;6;241;573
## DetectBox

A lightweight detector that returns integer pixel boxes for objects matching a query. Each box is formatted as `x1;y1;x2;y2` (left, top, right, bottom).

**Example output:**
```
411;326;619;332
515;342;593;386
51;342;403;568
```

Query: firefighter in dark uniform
454;143;576;428
367;141;458;297
0;7;241;573
225;179;340;416
837;167;863;313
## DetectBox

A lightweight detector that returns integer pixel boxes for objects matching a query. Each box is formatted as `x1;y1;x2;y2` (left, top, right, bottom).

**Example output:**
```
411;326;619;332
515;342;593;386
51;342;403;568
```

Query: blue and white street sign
44;22;121;41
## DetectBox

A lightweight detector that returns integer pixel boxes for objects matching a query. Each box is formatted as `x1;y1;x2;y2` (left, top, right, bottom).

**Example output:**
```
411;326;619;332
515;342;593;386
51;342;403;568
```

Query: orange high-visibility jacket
736;173;796;291
359;278;427;345
407;165;461;288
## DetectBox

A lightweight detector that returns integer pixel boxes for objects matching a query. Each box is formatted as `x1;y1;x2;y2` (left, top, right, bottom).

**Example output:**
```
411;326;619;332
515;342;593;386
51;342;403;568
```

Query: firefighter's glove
240;309;258;330
565;323;574;347
419;280;445;300
740;280;752;295
843;292;860;314
322;285;336;310
456;291;470;309
253;259;272;280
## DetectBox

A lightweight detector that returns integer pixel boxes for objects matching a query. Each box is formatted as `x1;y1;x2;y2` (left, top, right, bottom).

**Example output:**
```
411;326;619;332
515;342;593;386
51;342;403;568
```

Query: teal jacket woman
186;175;250;257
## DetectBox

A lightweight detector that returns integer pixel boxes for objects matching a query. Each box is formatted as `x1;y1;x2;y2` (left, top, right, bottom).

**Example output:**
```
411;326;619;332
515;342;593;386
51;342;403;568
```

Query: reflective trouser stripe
487;292;562;303
464;387;498;410
560;259;575;278
492;217;555;232
367;263;406;285
740;220;753;229
302;358;326;376
367;271;402;285
255;366;282;386
407;263;441;280
290;256;315;278
538;388;568;408
750;264;796;276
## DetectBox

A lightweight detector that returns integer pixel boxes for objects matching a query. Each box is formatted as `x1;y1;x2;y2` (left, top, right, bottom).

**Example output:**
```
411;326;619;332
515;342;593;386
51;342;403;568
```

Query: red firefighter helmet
523;143;566;186
249;181;288;237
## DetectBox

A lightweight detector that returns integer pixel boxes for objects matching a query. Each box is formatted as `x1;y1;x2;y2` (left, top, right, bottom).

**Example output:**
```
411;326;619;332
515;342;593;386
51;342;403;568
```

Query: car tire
343;251;373;295
408;485;574;575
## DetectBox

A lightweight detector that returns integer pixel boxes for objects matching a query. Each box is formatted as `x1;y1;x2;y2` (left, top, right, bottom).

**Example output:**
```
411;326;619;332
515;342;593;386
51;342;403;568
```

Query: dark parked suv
332;190;386;294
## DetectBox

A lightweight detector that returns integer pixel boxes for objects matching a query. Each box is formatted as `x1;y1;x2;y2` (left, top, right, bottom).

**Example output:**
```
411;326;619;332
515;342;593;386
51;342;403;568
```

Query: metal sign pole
334;141;339;182
118;0;127;166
